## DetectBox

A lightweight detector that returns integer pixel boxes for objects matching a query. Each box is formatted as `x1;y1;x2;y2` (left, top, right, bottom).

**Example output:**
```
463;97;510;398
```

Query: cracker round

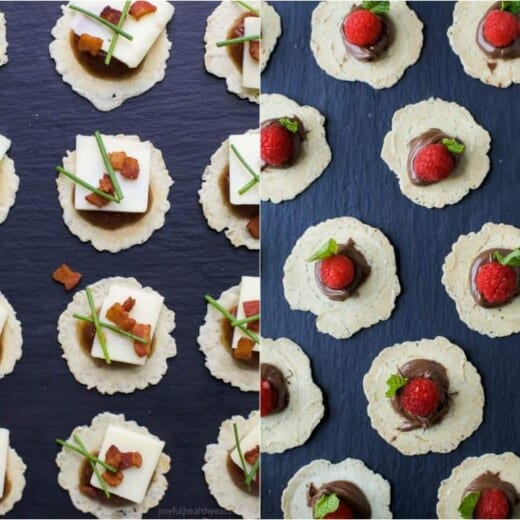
363;336;484;456
49;4;173;111
283;216;400;339
260;93;332;203
57;276;176;394
448;1;520;88
0;154;19;224
198;283;257;392
0;12;7;67
198;131;259;250
381;98;491;208
0;291;23;380
261;337;324;454
203;410;259;519
437;452;520;519
261;3;282;71
56;412;170;519
281;458;392;519
442;222;520;337
310;1;423;89
56;134;173;253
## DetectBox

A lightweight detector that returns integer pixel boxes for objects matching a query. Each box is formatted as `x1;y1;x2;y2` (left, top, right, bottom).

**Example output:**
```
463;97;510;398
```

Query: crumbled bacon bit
104;445;123;468
244;445;259;465
133;322;152;357
120;156;140;179
234;337;255;360
77;33;104;56
122;297;136;312
129;0;157;19
85;174;114;208
109;151;127;171
106;302;136;331
249;39;260;62
247;215;260;239
100;6;122;24
102;469;124;487
101;445;142;487
53;263;82;291
120;451;142;469
243;300;260;332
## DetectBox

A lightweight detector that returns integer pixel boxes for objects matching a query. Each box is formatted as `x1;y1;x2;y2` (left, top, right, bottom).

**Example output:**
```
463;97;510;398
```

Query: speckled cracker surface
262;337;324;454
310;1;423;89
448;1;520;88
443;223;520;337
0;448;26;516
0;291;22;380
49;3;173;111
203;410;259;519
57;276;176;394
197;283;257;392
261;2;282;71
199;131;259;250
56;134;173;253
0;154;20;225
437;452;520;519
0;13;7;67
260;93;332;203
283;216;400;340
56;412;170;519
381;98;491;208
281;458;392;519
363;336;484;456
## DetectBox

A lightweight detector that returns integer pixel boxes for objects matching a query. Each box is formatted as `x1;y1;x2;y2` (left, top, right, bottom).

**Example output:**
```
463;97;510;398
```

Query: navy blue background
0;2;257;518
262;2;519;519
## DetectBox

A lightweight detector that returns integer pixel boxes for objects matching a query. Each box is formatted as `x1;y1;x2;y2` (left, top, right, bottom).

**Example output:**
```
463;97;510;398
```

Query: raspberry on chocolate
260;378;277;417
474;488;510;519
412;143;455;183
261;118;303;168
343;9;383;47
323;499;354;519
483;9;519;48
319;255;355;290
476;261;517;305
398;377;441;417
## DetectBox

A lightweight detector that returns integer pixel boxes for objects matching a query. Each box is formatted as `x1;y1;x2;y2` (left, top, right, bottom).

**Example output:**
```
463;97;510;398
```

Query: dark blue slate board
262;2;520;519
0;2;257;518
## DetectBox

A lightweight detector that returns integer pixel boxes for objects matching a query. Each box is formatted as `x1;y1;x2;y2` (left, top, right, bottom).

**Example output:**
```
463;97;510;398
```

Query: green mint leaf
458;492;480;519
385;374;408;398
502;1;520;13
494;248;520;267
442;138;465;154
279;117;299;133
361;1;390;14
307;239;338;262
314;494;340;519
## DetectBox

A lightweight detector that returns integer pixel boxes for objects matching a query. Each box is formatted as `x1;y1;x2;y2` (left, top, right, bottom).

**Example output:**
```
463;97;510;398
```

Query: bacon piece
85;174;114;208
120;451;142;469
109;151;127;171
100;6;122;24
243;299;260;332
101;445;142;487
104;445;122;469
77;33;104;56
249;39;260;61
120;156;140;179
247;215;260;239
129;1;157;19
133;323;152;357
122;297;136;312
53;263;82;291
234;337;254;360
244;445;259;465
102;469;124;487
106;302;136;331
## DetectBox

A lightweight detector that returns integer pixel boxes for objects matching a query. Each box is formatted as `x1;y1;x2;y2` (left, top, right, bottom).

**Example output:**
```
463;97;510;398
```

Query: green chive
69;4;133;40
245;456;260;487
104;1;131;65
232;423;252;492
234;0;259;15
56;167;119;203
73;314;148;344
230;143;260;196
231;313;260;327
216;34;260;47
56;438;117;473
85;288;111;364
238;177;259;195
94;131;124;202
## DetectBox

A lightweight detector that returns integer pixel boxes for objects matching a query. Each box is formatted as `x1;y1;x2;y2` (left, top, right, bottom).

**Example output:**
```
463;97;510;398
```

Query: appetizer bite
0;134;19;224
281;458;392;519
437;452;520;519
56;412;170;518
203;411;259;519
57;276;176;394
260;93;332;203
0;291;22;381
198;276;260;392
363;337;484;456
448;1;520;88
56;132;172;252
310;1;423;89
0;13;7;67
443;222;520;337
0;428;25;516
381;98;491;208
283;217;400;340
49;0;174;111
204;1;281;103
261;337;324;454
53;263;83;292
199;130;259;250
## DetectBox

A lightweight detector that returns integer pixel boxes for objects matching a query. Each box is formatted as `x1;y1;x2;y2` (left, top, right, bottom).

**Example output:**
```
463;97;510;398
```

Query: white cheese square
90;283;164;365
242;16;260;89
231;276;260;353
0;304;8;337
70;0;174;69
230;426;259;475
0;135;11;162
229;134;260;206
74;134;151;213
91;424;164;503
0;429;9;499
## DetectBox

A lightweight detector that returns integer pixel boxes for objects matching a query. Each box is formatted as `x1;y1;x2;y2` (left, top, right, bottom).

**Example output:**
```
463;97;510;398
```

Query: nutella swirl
261;363;289;414
308;480;371;519
391;359;450;431
261;116;306;169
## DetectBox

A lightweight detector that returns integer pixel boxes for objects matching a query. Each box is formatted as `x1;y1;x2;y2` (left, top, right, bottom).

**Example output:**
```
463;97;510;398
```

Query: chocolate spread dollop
391;359;450;431
314;240;370;301
407;128;464;186
462;471;519;518
476;2;520;61
469;248;520;308
261;363;289;414
341;6;394;62
261;116;306;169
307;480;371;519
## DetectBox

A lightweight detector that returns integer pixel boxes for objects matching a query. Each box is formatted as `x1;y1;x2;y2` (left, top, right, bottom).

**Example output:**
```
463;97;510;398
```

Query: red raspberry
320;255;355;290
474;489;510;519
399;377;440;417
413;143;455;183
261;121;295;167
483;10;519;48
260;379;277;417
343;9;382;47
324;500;353;519
476;261;517;305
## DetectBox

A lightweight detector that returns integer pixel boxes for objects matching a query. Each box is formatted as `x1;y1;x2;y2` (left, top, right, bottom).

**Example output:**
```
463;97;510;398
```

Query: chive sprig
85;287;111;364
104;1;132;66
73;313;147;344
69;4;133;40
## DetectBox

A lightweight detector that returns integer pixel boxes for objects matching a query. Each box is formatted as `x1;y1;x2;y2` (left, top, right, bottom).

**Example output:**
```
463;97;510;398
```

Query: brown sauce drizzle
226;453;259;497
220;306;259;369
0;477;11;504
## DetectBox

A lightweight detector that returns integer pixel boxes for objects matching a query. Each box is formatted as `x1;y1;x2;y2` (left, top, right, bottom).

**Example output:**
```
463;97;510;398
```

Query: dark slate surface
0;2;258;518
261;2;520;519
